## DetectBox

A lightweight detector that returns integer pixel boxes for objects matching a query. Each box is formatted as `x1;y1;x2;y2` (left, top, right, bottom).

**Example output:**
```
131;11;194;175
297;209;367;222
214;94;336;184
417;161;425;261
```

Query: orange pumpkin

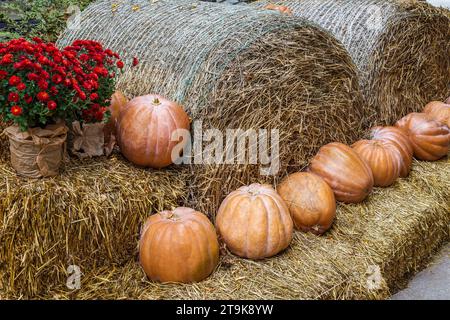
104;91;129;144
352;139;401;187
264;4;293;15
395;113;450;161
216;183;293;260
110;91;128;127
277;172;335;235
308;142;374;203
117;94;190;168
370;126;413;178
423;101;450;127
139;207;219;283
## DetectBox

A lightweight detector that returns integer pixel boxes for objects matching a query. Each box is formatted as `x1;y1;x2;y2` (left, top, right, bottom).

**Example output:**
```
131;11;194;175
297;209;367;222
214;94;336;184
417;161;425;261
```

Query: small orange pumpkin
216;183;293;260
423;101;450;128
104;91;129;145
117;94;190;168
277;172;336;235
264;3;293;15
110;91;128;127
395;112;450;161
352;139;401;187
308;142;374;203
370;126;413;178
139;207;219;283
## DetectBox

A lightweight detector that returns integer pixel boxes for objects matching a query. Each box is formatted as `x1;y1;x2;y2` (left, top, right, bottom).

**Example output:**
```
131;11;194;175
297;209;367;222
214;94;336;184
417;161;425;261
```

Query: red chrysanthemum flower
0;70;7;80
94;110;105;121
8;75;21;86
16;83;26;91
8;92;19;103
38;80;49;90
51;74;63;84
27;73;39;81
47;100;57;111
132;57;139;67
116;60;124;69
50;86;58;95
78;91;87;101
1;53;13;64
11;105;22;116
24;94;33;104
89;93;99;101
37;91;50;102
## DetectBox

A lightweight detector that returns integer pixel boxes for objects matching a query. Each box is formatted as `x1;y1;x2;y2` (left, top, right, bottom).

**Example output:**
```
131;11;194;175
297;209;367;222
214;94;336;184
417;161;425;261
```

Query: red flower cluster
62;40;138;123
0;37;138;130
0;38;80;129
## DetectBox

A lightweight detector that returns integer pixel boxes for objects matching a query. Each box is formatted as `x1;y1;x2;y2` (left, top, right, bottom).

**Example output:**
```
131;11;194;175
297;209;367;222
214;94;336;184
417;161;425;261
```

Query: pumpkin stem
153;98;161;105
166;212;179;221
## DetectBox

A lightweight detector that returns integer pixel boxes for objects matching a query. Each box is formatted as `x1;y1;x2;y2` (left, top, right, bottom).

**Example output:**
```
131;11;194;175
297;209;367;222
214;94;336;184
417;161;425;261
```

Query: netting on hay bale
57;0;367;216
256;0;450;125
6;158;447;300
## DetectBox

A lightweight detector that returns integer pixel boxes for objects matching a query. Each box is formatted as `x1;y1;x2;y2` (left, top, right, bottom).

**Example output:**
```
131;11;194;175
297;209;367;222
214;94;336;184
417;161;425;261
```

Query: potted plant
0;37;79;178
62;40;138;158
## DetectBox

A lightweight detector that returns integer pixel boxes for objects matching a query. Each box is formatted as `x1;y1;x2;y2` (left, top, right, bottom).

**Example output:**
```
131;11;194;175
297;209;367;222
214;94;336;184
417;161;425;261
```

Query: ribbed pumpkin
216;183;293;260
110;91;128;127
308;142;374;203
277;172;335;235
352;139;401;187
395;112;450;161
423;101;450;127
370;126;413;178
104;91;129;142
117;94;190;168
139;207;219;283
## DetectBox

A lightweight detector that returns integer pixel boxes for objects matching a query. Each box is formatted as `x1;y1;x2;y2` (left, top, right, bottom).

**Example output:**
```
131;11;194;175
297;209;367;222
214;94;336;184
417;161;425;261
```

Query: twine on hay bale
7;158;447;300
0;149;188;297
57;0;367;216
256;0;450;125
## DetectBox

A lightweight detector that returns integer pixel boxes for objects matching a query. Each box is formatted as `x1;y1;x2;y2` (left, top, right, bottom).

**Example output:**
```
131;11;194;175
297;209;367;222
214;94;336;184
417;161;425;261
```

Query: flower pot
3;123;68;178
68;121;114;159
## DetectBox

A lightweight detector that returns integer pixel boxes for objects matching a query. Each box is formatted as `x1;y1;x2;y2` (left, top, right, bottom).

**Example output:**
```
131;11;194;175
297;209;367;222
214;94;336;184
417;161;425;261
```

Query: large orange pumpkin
352;139;401;187
216;183;293;260
395;112;450;161
369;126;413;178
139;207;219;283
308;142;374;203
423;101;450;127
277;172;335;235
117;94;190;168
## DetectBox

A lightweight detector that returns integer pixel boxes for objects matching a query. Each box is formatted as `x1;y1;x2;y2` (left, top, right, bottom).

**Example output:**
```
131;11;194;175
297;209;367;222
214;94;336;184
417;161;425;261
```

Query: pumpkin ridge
184;221;207;282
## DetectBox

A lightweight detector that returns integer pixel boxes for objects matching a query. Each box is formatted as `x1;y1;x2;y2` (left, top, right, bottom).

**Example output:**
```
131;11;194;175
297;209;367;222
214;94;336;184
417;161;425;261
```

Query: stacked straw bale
4;158;447;299
57;0;367;216
255;0;450;125
0;144;188;297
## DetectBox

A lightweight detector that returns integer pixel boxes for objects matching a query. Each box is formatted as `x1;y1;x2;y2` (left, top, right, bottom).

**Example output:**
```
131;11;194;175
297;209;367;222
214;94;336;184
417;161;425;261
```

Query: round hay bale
256;0;450;125
57;0;366;216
